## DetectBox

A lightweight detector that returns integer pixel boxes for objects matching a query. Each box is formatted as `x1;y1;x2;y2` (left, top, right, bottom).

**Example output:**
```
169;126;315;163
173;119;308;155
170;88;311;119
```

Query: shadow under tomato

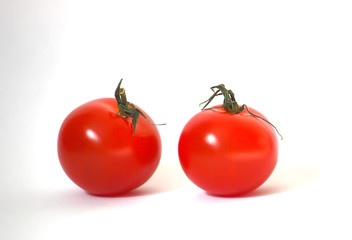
30;161;188;213
204;165;322;198
85;187;159;198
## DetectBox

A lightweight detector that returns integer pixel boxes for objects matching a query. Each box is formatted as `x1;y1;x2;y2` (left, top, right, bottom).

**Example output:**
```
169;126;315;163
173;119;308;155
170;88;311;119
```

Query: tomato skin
178;105;278;196
57;98;161;196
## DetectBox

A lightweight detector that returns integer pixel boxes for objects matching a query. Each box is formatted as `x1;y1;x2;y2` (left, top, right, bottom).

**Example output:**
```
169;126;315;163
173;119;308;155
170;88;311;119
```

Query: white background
1;0;352;239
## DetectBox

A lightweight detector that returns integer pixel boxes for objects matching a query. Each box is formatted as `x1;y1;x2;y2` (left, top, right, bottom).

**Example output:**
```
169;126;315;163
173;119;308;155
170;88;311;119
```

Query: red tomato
57;98;161;196
178;104;278;196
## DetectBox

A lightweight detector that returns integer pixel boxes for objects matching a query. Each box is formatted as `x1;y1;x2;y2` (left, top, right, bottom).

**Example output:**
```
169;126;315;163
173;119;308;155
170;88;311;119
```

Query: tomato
178;84;280;196
57;82;161;196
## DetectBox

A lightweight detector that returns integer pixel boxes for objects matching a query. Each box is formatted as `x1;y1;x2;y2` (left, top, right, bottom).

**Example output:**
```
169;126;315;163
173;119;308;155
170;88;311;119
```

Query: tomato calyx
114;79;165;135
114;79;151;134
200;84;283;140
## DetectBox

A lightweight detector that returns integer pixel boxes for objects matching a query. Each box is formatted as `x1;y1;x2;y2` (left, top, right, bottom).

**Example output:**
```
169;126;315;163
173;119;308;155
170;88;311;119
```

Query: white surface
1;0;352;239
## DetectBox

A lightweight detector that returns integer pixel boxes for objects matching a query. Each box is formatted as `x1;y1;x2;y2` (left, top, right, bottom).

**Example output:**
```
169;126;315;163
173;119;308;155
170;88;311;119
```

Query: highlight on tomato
178;84;282;197
57;79;163;196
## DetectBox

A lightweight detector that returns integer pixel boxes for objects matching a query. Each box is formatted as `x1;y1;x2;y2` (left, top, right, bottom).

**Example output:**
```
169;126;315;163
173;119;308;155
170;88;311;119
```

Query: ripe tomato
178;84;279;196
57;83;161;196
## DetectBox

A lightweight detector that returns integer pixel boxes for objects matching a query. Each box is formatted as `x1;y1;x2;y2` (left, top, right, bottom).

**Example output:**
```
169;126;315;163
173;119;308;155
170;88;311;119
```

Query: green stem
114;79;165;135
114;79;127;117
243;104;283;140
200;84;283;140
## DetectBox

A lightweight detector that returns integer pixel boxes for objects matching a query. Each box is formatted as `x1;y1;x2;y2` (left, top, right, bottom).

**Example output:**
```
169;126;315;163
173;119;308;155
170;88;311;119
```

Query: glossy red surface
57;98;161;195
178;105;278;196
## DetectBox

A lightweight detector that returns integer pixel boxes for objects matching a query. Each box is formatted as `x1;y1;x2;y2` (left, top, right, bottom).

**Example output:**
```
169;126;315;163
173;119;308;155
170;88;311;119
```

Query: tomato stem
243;104;283;140
200;84;283;140
114;79;165;135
